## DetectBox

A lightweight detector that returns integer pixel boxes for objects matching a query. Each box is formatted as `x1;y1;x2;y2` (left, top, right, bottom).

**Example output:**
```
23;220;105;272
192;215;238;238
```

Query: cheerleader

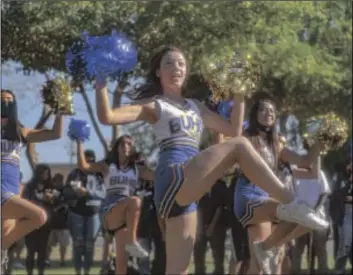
94;46;327;274
1;89;63;269
76;135;153;275
232;96;328;274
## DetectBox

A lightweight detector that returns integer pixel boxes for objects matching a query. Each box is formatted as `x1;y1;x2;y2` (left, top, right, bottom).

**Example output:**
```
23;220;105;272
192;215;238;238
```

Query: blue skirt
233;176;269;227
153;147;198;219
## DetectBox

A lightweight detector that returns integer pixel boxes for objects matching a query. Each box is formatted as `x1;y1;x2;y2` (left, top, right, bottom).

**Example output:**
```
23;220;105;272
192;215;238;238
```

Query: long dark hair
1;89;24;142
126;46;187;101
245;96;280;171
105;135;138;170
27;164;53;189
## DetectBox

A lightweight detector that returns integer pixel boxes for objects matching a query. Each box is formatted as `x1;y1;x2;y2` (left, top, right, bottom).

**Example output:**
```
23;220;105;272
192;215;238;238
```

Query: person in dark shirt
65;150;106;275
46;173;70;267
227;170;250;275
22;164;53;275
136;179;166;275
334;160;352;275
193;179;229;275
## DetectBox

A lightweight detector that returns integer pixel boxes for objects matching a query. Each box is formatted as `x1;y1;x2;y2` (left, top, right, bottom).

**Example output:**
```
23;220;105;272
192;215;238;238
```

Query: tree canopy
2;1;351;121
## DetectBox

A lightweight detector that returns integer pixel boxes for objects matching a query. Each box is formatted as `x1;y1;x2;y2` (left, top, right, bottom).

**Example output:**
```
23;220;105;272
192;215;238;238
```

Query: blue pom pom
217;101;233;120
68;119;91;142
81;30;138;79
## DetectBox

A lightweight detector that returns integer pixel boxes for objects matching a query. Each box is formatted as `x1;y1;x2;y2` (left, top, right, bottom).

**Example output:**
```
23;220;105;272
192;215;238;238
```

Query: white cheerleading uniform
101;164;139;214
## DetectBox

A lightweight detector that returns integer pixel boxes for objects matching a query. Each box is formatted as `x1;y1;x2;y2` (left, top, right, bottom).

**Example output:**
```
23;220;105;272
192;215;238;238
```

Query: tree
2;1;351;162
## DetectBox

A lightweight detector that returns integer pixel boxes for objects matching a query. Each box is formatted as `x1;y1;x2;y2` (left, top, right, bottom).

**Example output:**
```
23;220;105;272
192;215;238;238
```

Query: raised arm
76;141;107;174
292;156;321;179
22;114;63;143
196;94;245;138
95;81;157;125
280;143;322;169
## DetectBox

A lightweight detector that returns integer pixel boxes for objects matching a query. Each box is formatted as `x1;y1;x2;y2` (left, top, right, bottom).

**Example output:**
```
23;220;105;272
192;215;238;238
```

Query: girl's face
118;137;133;160
1;91;15;124
257;101;276;127
41;169;50;181
157;51;187;92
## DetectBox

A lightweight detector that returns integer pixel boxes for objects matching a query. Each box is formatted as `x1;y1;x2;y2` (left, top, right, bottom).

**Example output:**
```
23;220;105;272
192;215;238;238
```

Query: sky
2;61;131;183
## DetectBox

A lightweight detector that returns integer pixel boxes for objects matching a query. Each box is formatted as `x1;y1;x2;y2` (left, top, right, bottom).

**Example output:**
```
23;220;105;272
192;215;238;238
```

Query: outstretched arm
22;114;63;143
280;144;322;169
95;81;158;125
76;141;107;174
197;94;245;138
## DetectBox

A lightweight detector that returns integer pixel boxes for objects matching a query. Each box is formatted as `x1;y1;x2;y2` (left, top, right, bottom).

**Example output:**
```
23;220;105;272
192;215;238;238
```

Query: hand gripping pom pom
41;77;74;115
217;100;233;120
68;119;91;142
81;30;138;79
301;112;348;155
201;51;259;101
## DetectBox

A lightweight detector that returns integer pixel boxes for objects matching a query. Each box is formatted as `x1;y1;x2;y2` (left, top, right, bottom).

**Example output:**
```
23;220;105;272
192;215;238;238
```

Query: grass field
11;244;352;275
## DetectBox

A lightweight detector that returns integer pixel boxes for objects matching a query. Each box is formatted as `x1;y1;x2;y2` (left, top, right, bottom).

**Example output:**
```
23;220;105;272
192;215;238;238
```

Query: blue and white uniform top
1;125;24;197
152;97;204;153
152;97;204;218
105;164;140;198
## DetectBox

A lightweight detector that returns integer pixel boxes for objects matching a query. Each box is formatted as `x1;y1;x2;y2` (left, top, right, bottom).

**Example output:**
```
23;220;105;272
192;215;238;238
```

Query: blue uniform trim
158;163;185;218
233;176;269;227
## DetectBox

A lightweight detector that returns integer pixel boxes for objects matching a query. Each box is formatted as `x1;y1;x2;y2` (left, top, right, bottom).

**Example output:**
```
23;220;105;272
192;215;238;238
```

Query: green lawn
11;245;351;275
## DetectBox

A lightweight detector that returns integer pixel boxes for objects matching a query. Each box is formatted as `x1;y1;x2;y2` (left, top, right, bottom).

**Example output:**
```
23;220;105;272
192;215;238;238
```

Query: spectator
291;158;331;274
136;179;166;275
193;179;228;275
22;164;53;275
228;171;250;275
333;160;352;275
65;149;105;275
46;173;70;267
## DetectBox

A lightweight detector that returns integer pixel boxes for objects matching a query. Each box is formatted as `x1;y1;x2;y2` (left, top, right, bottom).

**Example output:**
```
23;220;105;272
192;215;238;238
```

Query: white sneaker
252;241;275;275
276;199;329;230
125;241;148;258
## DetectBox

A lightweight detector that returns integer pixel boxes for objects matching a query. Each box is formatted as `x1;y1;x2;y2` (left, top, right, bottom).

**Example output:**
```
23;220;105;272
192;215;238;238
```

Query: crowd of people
1;45;352;275
2;157;352;275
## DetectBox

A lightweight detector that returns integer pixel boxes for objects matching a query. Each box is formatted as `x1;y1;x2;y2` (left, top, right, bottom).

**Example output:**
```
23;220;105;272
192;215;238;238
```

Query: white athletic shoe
276;198;329;230
125;241;148;258
252;241;275;275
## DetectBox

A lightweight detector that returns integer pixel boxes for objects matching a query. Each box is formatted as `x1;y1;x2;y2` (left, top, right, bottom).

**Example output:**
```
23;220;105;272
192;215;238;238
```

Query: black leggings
25;224;51;275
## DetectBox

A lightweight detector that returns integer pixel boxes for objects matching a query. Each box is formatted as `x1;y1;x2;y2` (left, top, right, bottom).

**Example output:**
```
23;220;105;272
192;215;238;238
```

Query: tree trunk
26;105;53;172
78;85;109;155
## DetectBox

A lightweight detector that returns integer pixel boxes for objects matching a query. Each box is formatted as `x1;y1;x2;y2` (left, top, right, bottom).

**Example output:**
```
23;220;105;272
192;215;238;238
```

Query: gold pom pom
200;52;259;101
302;112;348;155
41;77;74;115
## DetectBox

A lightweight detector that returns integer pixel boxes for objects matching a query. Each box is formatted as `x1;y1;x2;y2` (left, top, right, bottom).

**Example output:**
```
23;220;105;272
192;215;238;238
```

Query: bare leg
176;137;293;206
114;229;128;275
165;212;197;275
176;137;328;232
262;224;310;250
2;197;47;249
125;196;141;244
